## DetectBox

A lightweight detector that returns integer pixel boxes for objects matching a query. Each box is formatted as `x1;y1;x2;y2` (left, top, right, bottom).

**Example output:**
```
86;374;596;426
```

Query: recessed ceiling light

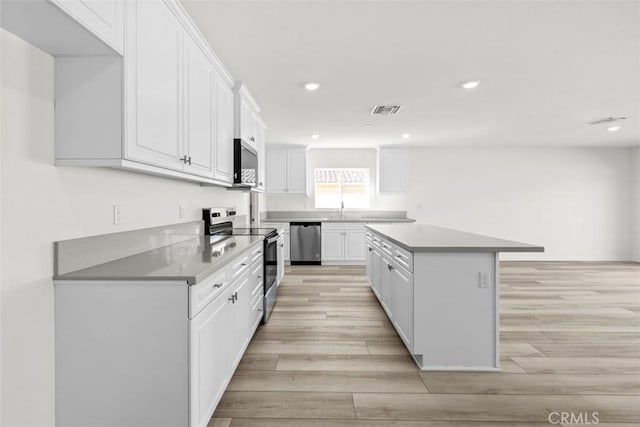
311;134;320;139
607;125;622;132
364;124;372;128
461;80;480;89
304;82;320;91
401;133;411;139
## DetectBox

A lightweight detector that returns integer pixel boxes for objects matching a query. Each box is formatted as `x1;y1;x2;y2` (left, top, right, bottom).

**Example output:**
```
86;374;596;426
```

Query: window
314;168;370;209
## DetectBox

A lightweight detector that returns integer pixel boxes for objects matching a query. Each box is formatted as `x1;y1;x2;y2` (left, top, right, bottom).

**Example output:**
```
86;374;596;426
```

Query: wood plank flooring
211;262;640;426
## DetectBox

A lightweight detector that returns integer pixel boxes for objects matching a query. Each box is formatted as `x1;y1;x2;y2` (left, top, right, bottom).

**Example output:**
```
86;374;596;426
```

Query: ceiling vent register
371;105;402;115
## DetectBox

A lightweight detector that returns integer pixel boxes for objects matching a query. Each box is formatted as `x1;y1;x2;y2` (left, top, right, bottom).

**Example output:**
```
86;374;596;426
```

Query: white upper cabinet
51;0;124;53
234;83;261;148
1;0;123;56
213;73;235;184
125;0;184;172
266;146;308;194
44;0;245;186
183;32;215;178
377;147;410;194
287;149;307;194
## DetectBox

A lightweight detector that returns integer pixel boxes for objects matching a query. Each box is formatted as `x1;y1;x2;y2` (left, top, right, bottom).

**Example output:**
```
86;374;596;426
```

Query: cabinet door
125;0;184;171
372;248;382;299
183;34;214;178
266;149;287;193
190;290;233;427
391;264;414;350
52;0;124;53
322;230;344;261
214;73;234;183
344;229;366;261
287;149;307;194
365;241;374;287
239;97;254;144
381;256;393;317
230;271;253;369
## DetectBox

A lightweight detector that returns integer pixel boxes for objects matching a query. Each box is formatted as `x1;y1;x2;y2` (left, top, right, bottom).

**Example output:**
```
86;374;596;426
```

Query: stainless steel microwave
233;139;258;187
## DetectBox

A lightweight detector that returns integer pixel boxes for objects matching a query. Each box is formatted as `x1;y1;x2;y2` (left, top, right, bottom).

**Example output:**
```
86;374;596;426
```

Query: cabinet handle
187;156;192;165
213;283;223;288
257;275;262;279
180;155;188;163
234;291;239;300
387;264;394;271
241;263;247;266
229;295;236;303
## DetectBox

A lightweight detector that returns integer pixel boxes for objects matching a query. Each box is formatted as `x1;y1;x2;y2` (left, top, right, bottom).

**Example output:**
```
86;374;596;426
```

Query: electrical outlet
179;204;186;219
113;205;122;225
479;272;490;288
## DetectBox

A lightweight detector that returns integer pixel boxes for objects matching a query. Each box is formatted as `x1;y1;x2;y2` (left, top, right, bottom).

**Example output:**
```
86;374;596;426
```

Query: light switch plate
113;205;122;225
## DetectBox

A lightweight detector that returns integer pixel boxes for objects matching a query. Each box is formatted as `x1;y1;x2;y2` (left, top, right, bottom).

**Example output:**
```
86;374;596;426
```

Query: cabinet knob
180;155;188;163
229;295;236;303
187;156;192;165
213;283;223;288
368;247;373;252
250;136;256;142
387;264;394;271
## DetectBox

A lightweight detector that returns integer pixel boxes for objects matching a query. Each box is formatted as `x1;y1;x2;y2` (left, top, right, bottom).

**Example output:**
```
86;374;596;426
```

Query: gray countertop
53;235;264;285
263;217;415;223
366;224;544;253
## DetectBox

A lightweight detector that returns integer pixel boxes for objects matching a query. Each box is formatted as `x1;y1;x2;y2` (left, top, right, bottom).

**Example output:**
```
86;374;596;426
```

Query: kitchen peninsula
365;223;544;371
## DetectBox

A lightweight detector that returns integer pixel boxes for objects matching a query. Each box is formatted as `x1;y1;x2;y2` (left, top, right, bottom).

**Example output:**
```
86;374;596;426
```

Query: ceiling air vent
371;105;402;115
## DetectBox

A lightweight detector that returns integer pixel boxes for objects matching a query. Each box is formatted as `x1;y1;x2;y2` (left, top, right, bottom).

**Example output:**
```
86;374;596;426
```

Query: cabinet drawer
380;240;393;256
189;267;229;318
392;244;413;272
250;245;263;263
230;252;251;281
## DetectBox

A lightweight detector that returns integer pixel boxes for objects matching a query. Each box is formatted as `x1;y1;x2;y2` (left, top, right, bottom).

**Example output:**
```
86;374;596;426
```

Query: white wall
632;146;640;261
266;147;407;212
407;147;634;261
0;30;248;426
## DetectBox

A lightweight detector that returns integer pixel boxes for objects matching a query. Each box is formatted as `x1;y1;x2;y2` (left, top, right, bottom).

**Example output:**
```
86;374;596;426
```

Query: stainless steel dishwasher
290;222;321;265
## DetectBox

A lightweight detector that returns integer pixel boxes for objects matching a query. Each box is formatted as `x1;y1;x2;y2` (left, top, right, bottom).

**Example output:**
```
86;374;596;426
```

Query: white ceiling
182;0;639;148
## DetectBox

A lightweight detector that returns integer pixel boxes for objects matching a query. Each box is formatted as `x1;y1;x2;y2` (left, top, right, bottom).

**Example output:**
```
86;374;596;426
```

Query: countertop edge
264;218;416;223
365;224;545;253
53;238;264;285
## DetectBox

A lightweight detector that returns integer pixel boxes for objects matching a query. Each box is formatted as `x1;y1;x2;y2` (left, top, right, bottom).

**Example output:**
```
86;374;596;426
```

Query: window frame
313;167;370;210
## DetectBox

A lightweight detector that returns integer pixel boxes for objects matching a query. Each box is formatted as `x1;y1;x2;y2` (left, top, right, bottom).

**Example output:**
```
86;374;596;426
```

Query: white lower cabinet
189;283;233;427
389;260;413;349
321;223;366;264
366;228;499;371
54;242;264;427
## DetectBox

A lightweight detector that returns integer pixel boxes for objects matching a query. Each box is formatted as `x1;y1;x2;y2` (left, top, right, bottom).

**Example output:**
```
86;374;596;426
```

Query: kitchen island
365;224;543;371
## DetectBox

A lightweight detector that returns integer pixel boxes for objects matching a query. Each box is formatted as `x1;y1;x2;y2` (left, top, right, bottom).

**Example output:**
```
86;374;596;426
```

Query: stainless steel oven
203;207;279;323
262;231;278;322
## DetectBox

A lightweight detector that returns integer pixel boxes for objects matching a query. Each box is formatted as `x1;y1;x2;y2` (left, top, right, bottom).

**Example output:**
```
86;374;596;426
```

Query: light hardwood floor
210;262;640;426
